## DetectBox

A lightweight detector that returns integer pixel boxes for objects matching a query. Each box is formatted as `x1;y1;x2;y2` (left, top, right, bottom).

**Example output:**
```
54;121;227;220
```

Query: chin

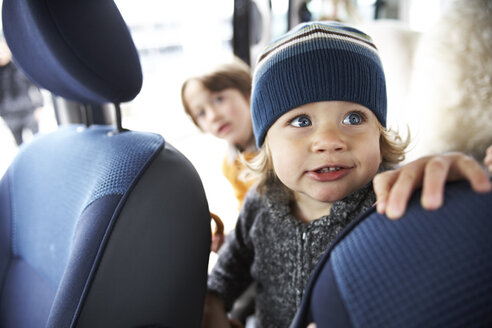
311;190;350;204
312;183;365;203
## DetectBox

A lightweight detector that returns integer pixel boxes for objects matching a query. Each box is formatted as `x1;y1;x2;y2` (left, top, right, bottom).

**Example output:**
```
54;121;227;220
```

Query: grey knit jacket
207;179;376;328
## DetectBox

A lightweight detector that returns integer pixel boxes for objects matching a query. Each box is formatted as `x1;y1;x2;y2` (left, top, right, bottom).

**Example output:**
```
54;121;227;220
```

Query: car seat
291;180;492;328
0;0;211;327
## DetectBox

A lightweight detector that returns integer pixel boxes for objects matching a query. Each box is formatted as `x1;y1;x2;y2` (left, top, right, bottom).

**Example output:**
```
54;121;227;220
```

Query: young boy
202;21;491;328
181;57;258;209
181;58;258;253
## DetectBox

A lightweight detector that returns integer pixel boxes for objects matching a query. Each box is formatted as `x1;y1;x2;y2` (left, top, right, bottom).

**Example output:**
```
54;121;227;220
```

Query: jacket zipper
296;225;309;306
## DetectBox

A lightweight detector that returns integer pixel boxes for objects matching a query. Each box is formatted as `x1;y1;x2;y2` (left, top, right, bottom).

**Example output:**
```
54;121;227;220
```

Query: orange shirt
221;151;258;209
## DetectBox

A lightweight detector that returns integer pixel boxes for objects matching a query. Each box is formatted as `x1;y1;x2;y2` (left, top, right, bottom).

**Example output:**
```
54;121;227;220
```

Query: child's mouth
316;166;342;173
218;123;232;135
308;165;352;181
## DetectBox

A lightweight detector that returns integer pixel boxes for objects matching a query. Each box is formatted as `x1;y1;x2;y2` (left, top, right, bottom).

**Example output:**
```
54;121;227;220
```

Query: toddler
202;21;490;328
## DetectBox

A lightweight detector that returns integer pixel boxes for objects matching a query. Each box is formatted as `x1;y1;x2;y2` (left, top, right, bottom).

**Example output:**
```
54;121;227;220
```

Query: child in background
202;21;491;328
181;57;258;324
181;57;258;210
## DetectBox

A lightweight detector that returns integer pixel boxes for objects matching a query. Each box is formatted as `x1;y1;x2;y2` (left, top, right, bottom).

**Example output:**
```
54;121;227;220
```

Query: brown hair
181;57;252;128
243;123;410;195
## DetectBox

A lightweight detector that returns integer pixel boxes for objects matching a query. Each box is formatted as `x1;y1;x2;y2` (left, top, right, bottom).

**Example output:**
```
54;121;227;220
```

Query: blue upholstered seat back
292;180;492;328
5;125;163;287
0;0;211;326
0;126;164;326
2;0;142;104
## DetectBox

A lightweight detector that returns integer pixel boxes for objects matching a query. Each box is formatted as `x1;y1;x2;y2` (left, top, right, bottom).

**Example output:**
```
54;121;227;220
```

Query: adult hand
484;145;492;173
373;152;491;219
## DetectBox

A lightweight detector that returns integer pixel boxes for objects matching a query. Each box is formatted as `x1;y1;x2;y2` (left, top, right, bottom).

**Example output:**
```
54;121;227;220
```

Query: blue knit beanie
251;21;387;147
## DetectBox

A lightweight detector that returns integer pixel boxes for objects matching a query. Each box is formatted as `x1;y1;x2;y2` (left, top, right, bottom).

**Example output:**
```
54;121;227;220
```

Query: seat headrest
2;0;142;104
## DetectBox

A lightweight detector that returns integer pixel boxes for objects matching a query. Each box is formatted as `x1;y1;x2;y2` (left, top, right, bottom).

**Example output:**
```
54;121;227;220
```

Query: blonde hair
243;123;409;195
181;57;252;129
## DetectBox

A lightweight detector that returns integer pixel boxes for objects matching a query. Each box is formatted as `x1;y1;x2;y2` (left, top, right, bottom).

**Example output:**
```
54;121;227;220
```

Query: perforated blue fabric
330;184;492;327
3;0;142;104
8;125;163;288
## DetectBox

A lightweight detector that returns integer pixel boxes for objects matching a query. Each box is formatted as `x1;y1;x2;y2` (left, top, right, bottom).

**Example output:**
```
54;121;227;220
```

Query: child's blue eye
343;112;365;125
290;115;312;127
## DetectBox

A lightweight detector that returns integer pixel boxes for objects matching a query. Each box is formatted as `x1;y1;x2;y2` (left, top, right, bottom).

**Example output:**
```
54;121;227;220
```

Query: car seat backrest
292;180;492;328
0;0;211;327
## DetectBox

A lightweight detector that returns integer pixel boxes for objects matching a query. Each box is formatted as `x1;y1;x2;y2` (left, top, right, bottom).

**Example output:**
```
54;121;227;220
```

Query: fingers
385;163;424;219
484;145;492;174
374;158;426;220
419;155;451;210
376;153;491;221
373;170;398;215
451;153;492;193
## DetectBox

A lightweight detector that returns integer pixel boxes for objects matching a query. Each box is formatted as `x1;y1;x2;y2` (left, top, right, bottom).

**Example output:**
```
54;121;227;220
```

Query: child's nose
310;126;347;153
206;105;221;122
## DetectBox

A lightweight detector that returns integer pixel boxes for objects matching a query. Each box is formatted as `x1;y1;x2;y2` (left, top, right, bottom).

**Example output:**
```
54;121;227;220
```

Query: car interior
0;0;491;327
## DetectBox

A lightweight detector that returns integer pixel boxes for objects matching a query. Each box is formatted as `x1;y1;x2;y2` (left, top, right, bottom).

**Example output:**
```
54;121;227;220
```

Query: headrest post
107;103;128;135
114;103;126;133
82;104;93;127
